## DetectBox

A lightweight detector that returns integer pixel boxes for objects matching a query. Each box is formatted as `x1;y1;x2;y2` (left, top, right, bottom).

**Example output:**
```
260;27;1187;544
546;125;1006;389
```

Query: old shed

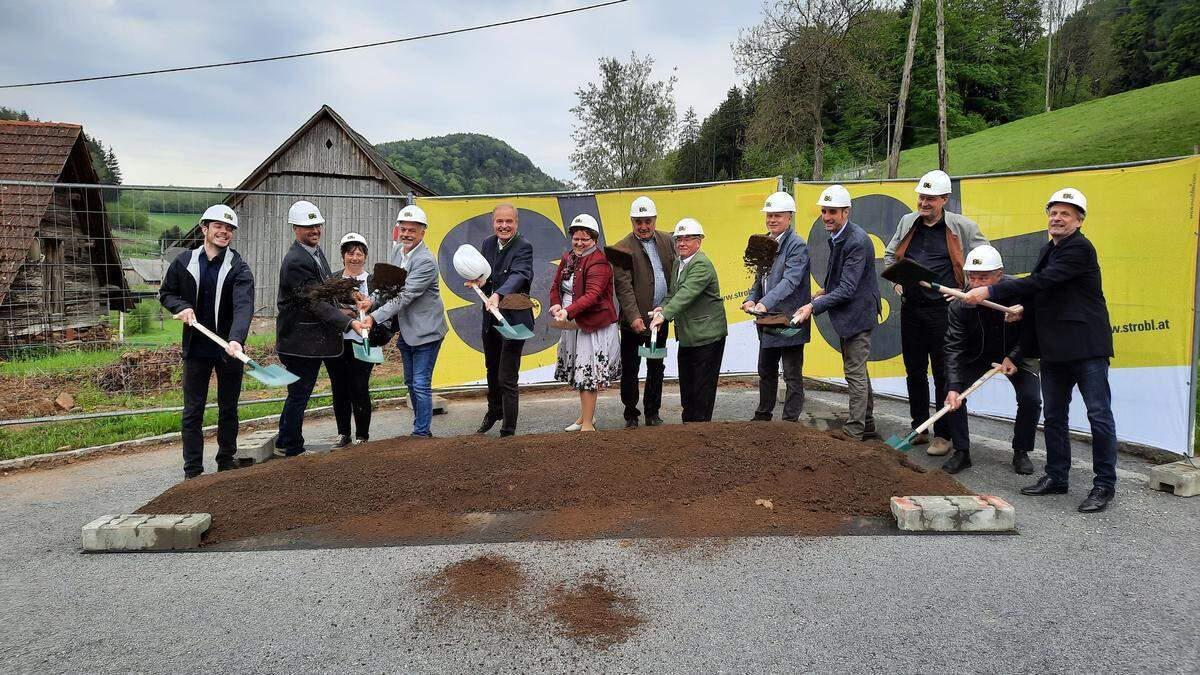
184;105;435;315
0;121;132;348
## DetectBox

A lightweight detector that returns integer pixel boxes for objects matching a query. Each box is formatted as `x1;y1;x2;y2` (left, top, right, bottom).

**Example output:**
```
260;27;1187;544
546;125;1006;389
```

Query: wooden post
888;0;922;179
935;0;948;171
118;311;125;343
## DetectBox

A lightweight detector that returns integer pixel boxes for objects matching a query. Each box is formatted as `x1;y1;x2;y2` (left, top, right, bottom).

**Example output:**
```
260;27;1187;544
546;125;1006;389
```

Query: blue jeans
397;336;443;436
1041;357;1118;489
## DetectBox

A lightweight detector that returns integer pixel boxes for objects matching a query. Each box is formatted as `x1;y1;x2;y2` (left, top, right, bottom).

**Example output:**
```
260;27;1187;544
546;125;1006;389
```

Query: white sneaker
564;423;582;432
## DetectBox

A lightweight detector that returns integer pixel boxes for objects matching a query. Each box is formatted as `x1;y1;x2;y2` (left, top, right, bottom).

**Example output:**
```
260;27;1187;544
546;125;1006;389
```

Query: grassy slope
896;76;1200;177
118;213;200;257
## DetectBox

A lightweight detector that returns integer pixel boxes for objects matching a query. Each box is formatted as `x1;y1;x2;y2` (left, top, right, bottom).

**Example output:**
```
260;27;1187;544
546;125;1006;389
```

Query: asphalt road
1;383;1198;673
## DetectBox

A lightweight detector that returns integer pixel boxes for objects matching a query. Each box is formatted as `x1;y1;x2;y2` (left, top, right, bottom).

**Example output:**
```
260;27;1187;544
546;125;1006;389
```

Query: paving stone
81;513;211;552
234;429;279;465
1148;460;1200;497
890;495;1015;532
432;395;448;415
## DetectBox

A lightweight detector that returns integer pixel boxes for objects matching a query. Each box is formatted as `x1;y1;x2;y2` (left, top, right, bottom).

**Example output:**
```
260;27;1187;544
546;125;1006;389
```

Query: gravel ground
1;383;1198;673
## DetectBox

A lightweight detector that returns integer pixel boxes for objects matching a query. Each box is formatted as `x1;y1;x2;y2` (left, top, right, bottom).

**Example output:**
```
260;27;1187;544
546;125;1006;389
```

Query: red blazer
549;248;618;333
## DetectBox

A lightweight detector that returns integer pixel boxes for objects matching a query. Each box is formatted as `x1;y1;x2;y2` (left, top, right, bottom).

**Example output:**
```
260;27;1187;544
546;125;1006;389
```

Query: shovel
638;315;667;359
470;284;535;340
748;307;804;338
881;259;1018;315
884;364;1003;452
352;310;385;364
188;321;299;387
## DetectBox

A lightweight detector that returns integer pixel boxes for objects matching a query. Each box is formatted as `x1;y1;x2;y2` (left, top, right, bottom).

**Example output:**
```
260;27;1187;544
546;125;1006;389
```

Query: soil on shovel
743;233;779;277
138;421;969;549
305;277;361;306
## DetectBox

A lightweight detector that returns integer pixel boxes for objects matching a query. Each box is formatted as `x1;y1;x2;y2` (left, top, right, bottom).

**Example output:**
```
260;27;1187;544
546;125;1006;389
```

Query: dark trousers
945;359;1042;453
619;324;667;421
181;356;244;477
677;337;726;423
1041;357;1118;489
901;302;951;437
482;327;524;433
326;340;375;440
276;353;329;455
756;344;805;421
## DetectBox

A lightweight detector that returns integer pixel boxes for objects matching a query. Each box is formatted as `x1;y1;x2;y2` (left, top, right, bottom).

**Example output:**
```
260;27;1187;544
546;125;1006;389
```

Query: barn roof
228;105;436;206
124;257;169;284
0;120;131;308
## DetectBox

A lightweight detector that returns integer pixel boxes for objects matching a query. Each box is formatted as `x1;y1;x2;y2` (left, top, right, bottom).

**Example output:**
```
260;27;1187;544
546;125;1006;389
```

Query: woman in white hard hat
326;232;388;448
549;214;621;431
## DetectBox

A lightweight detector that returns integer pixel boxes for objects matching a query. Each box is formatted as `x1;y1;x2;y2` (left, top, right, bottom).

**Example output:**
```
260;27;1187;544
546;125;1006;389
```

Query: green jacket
661;251;727;347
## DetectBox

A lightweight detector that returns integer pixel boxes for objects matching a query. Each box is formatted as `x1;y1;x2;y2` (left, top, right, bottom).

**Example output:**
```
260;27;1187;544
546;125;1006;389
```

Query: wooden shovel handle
188;321;251;365
911;364;1002;436
923;282;1016;314
470;284;507;322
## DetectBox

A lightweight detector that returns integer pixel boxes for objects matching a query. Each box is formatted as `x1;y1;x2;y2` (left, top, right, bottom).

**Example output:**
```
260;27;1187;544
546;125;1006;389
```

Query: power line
0;0;629;89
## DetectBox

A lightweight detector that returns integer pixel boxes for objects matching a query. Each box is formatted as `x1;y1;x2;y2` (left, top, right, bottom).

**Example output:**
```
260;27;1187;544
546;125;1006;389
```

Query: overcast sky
1;0;764;187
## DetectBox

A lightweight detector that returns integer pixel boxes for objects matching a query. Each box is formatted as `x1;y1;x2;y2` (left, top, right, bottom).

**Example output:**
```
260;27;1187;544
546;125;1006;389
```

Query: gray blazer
746;227;811;348
370;241;449;347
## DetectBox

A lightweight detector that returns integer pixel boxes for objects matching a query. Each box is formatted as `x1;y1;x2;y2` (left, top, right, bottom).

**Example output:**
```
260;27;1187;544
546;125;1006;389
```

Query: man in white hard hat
650;218;727;423
740;191;810;422
940;244;1040;475
472;203;534;437
367;204;449;437
962;188;1117;513
884;170;988;456
607;195;676;428
159;205;255;480
792;185;881;442
274;200;367;457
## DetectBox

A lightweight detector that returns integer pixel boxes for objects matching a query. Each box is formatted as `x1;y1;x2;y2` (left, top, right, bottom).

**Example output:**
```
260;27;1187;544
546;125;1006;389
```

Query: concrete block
1148;460;1200;497
890;495;1015;532
432;394;448;415
798;412;837;431
81;513;211;552
234;428;279;465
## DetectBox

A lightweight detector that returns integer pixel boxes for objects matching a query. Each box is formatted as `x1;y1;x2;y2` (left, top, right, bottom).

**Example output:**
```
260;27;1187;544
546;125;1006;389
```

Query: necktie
315;247;331;277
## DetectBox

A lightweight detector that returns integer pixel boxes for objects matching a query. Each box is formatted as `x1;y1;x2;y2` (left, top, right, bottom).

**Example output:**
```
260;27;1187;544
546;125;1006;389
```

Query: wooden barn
183;105;435;315
0;121;132;348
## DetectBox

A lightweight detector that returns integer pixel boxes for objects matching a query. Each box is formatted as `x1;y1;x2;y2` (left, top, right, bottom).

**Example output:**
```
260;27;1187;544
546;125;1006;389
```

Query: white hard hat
762;191;796;213
915;170;952;196
630;196;657;218
396;204;428;226
568;213;600;238
339;232;368;252
817;184;852;208
1046;187;1087;217
452;244;491;282
288;200;325;226
199;204;238;229
672;218;705;238
962;244;1004;272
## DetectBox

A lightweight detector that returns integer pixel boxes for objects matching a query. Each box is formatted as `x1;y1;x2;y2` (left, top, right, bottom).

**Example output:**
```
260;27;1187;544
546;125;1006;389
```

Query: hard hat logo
972;258;981;265
638;206;648;213
1063;192;1074;199
923;182;931;188
308;213;317;220
824;195;831;202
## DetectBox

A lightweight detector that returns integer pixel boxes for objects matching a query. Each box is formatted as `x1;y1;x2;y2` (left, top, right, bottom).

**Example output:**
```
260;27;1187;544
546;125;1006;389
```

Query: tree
103;145;122;185
671;88;752;183
569;52;678;189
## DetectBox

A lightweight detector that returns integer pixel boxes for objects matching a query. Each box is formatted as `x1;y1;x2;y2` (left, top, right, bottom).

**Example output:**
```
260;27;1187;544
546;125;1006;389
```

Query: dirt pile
427;554;526;610
96;347;181;392
548;573;644;649
139;421;969;548
743;233;779;277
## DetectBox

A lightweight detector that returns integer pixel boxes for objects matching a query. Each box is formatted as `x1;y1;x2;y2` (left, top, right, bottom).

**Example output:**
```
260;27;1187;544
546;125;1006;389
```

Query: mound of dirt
138;421;969;548
548;572;644;649
427;554;525;610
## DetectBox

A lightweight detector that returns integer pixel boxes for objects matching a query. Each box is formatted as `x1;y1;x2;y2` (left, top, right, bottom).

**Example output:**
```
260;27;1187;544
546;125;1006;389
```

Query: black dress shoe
645;416;663;427
183;473;202;481
941;450;972;474
752;413;772;422
1020;475;1069;495
499;429;515;438
1078;486;1115;513
476;416;499;434
1012;451;1034;475
625;419;639;429
216;462;238;472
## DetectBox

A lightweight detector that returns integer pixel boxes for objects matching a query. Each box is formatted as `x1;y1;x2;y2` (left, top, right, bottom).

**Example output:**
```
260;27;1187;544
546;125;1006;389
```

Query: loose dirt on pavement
427;554;526;610
547;572;645;649
138;421;969;548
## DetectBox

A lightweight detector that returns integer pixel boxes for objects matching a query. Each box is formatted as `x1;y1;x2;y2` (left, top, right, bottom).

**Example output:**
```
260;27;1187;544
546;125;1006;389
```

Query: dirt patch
743;233;778;277
427;554;526;610
138;421;969;548
547;572;644;649
96;347;181;392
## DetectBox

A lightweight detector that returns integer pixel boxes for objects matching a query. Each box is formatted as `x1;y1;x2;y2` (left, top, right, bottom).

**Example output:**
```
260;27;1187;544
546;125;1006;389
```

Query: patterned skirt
555;322;622;391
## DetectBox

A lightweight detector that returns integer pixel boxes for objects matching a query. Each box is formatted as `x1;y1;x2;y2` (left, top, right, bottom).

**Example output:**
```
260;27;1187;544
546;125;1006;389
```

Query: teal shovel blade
353;340;385;364
495;318;535;340
245;359;300;387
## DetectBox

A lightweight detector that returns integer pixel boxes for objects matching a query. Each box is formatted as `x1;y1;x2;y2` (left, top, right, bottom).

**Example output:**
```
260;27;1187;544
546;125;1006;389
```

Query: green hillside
895;76;1200;177
376;133;568;195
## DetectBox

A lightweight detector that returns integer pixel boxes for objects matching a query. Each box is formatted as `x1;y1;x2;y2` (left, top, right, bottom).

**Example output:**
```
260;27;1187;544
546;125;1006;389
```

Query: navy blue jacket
811;221;881;338
159;246;254;359
480;233;535;335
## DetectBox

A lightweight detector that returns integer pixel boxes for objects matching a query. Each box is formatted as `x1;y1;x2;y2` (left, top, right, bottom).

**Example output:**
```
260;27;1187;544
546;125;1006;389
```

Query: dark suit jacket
159;246;254;359
275;240;353;358
480;234;535;335
811;221;881;338
989;229;1113;363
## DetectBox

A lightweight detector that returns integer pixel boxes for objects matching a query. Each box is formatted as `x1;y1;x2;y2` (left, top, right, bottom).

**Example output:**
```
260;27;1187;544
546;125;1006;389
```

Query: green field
117;212;199;257
893;76;1200;177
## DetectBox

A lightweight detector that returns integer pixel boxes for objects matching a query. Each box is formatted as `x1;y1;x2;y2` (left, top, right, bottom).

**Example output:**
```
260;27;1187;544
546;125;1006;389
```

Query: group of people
160;173;1119;513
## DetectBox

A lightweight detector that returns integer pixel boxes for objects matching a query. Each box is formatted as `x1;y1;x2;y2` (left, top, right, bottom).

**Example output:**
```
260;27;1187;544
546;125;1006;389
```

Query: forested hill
375;133;568;195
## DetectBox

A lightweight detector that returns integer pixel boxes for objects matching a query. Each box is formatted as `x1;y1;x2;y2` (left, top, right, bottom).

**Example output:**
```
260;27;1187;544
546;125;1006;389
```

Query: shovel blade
247;363;300;387
496;320;534;340
884;434;914;452
765;327;802;338
353;341;385;364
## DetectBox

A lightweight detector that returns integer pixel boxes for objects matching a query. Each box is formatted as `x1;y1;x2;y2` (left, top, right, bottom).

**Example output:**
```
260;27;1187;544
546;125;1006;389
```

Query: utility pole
888;0;921;179
935;0;948;171
1044;0;1055;112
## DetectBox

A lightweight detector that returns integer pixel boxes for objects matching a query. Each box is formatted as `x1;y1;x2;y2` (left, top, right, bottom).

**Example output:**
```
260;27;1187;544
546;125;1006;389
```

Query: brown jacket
606;230;677;328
